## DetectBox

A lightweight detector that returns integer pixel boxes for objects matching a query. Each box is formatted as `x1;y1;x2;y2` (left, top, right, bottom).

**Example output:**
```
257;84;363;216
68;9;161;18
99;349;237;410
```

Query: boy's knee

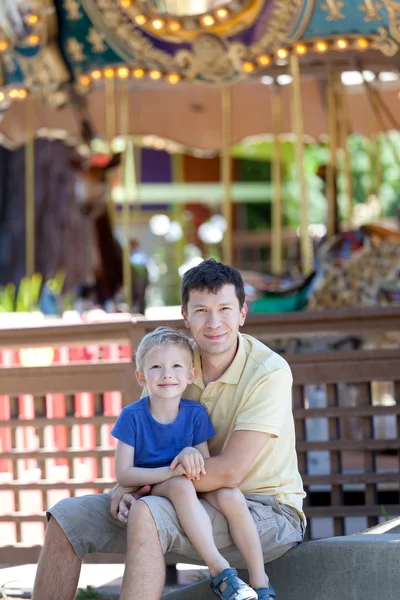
216;487;246;508
167;477;195;498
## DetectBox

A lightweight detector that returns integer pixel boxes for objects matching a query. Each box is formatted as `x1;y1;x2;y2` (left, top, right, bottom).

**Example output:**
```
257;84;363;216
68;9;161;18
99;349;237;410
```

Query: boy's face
181;284;247;359
136;345;195;400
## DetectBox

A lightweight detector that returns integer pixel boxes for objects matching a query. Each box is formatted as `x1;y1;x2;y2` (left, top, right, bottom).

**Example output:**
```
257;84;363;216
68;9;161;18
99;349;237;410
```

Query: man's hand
170;447;206;480
109;483;152;524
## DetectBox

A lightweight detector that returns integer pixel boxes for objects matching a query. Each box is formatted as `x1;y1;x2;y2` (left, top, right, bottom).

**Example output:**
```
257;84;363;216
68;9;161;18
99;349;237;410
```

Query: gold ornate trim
322;1;345;21
286;0;316;43
124;0;266;43
359;1;384;22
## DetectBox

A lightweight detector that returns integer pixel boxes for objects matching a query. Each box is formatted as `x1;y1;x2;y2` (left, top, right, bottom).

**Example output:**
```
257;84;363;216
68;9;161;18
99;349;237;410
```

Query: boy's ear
136;369;147;387
187;366;196;384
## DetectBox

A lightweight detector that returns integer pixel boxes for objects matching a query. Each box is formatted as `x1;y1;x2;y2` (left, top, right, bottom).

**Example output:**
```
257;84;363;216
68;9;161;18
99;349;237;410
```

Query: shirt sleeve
192;406;216;446
110;408;136;448
234;367;293;438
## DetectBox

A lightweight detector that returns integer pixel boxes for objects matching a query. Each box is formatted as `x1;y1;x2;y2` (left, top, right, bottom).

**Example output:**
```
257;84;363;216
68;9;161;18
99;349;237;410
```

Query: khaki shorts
47;492;304;568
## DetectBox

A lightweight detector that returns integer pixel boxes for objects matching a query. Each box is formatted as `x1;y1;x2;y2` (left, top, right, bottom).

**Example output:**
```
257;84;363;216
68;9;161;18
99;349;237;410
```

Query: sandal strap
210;568;238;589
254;587;276;599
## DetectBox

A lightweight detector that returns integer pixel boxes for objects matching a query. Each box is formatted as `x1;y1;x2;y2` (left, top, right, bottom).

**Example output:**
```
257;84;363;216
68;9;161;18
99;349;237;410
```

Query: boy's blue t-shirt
110;397;216;468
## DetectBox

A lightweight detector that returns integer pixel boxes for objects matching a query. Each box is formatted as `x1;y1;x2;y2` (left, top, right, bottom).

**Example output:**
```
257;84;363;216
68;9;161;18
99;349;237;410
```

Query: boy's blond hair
135;326;193;371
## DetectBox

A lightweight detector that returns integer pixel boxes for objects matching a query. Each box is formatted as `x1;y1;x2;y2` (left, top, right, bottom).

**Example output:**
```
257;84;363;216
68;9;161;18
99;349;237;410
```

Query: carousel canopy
0;1;399;147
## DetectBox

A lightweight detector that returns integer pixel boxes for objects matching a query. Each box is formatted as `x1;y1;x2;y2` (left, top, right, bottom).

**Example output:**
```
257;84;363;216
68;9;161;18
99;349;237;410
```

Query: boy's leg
203;489;269;590
152;479;230;577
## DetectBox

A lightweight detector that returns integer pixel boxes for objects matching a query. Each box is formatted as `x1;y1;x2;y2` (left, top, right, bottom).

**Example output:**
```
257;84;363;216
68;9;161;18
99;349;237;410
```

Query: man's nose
206;312;221;327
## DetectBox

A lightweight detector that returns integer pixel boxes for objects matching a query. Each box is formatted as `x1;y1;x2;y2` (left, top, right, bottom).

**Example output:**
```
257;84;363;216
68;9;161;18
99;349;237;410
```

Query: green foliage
0;271;65;313
75;586;102;600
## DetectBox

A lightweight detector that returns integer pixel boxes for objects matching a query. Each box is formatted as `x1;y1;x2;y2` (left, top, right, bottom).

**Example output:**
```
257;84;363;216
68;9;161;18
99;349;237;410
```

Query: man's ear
181;306;190;329
136;369;147;387
239;302;248;327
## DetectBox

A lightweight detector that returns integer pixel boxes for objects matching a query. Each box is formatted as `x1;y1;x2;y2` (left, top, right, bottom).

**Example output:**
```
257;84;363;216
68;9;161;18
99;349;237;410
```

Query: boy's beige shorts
47;492;304;568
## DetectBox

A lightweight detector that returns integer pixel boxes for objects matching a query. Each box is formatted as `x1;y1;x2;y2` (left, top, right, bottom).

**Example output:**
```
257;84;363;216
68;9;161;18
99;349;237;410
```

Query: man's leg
32;517;81;600
120;500;165;600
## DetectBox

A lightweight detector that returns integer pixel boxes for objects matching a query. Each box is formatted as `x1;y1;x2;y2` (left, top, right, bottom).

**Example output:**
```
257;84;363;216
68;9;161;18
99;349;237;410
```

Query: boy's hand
170;463;187;477
170;447;206;480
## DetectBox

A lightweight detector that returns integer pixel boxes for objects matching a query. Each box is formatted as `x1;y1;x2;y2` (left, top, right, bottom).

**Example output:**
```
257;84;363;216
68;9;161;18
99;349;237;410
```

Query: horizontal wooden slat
0;479;114;491
290;349;400;384
303;473;400;486
0;513;47;523
0;447;114;460
0;415;116;429
306;505;400;517
0;361;136;396
0;306;399;350
297;439;400;452
294;405;400;419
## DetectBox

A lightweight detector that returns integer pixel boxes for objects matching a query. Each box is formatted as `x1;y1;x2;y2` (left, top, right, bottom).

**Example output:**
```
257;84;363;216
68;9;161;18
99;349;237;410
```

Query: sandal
210;568;258;600
254;587;276;599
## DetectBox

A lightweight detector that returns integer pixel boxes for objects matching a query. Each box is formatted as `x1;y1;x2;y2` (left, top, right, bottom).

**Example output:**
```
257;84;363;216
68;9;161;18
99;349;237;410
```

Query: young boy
111;326;275;600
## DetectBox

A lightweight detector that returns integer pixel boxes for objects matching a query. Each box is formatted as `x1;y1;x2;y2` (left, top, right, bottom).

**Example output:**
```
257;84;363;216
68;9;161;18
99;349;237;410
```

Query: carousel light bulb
18;89;28;99
132;68;145;78
257;55;271;66
119;0;131;7
201;15;215;27
149;214;171;236
104;68;114;78
0;92;5;102
91;69;102;80
80;75;91;86
135;15;147;25
243;62;255;73
117;67;129;78
149;69;162;80
28;34;40;45
295;44;307;55
0;40;9;52
216;8;229;19
357;38;369;49
167;73;180;84
152;19;164;30
165;222;183;243
315;41;328;53
276;48;288;59
26;14;39;24
336;39;348;50
169;20;181;32
198;222;223;244
9;89;19;99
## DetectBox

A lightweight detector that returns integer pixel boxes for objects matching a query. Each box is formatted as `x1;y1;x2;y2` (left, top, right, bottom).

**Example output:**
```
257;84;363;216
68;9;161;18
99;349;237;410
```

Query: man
32;259;305;600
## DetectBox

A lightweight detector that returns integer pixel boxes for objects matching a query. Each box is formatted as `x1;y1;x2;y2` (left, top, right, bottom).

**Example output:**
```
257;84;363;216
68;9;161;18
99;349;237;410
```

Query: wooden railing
0;307;399;564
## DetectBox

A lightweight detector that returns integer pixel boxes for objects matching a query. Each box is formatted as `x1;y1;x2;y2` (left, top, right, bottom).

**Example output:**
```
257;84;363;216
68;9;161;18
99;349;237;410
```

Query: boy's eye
150;365;161;369
173;363;183;368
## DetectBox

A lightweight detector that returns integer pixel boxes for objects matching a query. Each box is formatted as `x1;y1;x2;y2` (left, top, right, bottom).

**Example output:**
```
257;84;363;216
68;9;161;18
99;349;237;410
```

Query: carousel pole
337;80;353;228
327;72;339;238
120;75;132;312
289;55;313;274
221;85;233;265
271;83;283;275
25;95;35;282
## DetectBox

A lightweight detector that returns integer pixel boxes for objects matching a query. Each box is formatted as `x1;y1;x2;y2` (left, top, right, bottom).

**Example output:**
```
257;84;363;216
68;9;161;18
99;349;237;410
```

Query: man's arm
191;430;271;492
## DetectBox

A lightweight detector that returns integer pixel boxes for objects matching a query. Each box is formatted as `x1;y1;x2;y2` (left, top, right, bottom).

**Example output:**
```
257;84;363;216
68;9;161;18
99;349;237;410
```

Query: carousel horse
70;152;148;314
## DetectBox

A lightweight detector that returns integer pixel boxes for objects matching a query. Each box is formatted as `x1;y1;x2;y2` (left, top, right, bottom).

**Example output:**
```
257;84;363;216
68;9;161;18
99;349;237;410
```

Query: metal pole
221;85;233;265
289;55;313;274
327;72;338;238
25;95;35;280
271;84;283;275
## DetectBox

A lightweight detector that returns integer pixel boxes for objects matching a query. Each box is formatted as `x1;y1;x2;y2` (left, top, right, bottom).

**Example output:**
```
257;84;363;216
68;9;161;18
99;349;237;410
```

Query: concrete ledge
163;534;400;600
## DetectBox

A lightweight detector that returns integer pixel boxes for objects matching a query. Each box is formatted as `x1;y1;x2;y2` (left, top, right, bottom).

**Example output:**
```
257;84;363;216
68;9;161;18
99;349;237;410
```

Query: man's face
182;284;247;357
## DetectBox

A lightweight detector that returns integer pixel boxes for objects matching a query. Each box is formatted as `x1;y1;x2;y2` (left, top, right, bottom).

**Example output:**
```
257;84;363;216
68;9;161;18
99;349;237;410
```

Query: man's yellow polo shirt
185;332;306;523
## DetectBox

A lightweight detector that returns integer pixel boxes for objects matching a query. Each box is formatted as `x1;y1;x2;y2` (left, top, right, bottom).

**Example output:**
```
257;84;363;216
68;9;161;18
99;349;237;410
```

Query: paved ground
0;563;209;599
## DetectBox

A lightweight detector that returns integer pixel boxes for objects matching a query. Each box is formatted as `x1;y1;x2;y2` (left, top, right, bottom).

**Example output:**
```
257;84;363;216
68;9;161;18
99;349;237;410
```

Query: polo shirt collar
193;333;247;388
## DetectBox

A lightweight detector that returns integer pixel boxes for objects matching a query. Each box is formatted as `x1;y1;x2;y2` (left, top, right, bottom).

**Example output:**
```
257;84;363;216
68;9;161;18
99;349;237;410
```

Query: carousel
0;0;400;313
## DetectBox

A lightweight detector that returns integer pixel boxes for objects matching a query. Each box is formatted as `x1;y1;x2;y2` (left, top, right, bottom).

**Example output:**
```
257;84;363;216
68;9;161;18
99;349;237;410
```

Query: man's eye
221;307;231;311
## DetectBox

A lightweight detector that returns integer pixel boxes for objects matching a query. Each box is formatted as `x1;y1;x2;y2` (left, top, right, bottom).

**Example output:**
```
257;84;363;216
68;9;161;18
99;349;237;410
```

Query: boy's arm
115;440;179;487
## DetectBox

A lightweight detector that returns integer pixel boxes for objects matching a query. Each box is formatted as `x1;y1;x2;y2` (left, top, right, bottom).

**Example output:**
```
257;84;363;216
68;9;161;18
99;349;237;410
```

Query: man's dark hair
181;259;245;310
